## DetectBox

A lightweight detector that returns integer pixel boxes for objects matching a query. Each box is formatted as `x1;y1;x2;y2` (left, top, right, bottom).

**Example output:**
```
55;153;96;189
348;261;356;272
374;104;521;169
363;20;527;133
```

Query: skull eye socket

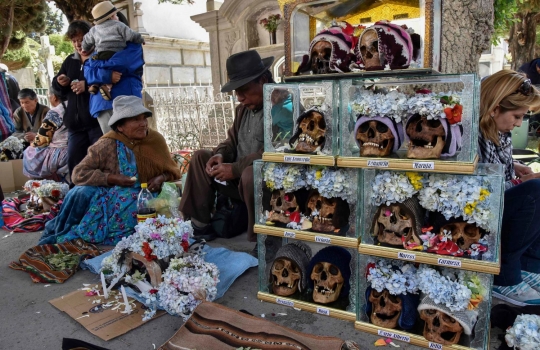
388;294;399;303
464;225;479;237
359;123;370;133
313;263;324;273
426;119;442;128
284;194;292;202
425;309;437;315
329;265;339;275
323;47;332;60
290;263;300;273
360;45;368;56
376;123;389;133
318;115;327;129
399;209;408;220
370;41;379;52
442;313;457;323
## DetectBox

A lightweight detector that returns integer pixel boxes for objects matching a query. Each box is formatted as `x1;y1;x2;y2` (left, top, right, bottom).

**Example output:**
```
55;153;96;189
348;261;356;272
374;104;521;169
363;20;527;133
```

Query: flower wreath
505;314;540;350
101;216;193;281
366;258;419;295
406;91;463;124
417;266;486;312
351;89;409;123
24;180;69;198
0;136;24;160
305;166;356;203
370;171;423;206
263;163;306;192
418;174;493;230
140;254;219;321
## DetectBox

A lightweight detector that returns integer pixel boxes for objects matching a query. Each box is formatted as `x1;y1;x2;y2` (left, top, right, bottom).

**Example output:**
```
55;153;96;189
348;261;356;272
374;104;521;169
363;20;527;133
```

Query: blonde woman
480;69;540;305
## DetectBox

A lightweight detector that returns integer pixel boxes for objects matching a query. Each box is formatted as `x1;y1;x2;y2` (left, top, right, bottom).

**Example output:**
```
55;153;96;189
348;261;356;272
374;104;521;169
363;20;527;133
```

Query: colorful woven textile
2;197;60;232
9;239;101;283
0;71;14;141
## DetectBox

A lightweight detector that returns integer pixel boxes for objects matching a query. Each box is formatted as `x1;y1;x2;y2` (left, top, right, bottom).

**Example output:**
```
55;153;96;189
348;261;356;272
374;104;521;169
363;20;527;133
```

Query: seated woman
480;70;540;305
39;95;181;245
23;86;69;181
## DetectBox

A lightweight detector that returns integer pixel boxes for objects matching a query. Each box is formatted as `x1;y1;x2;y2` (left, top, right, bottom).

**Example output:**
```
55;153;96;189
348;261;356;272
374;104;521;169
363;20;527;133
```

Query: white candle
100;272;109;299
120;285;132;313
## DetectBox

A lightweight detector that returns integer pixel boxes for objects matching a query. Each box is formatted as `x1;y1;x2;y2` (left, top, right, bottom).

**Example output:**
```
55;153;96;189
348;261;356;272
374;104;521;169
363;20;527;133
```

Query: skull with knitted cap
308;246;352;304
269;241;312;297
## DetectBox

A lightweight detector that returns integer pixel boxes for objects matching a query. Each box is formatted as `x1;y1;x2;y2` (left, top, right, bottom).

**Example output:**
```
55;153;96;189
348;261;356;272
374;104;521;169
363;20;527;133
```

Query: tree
506;1;540;70
0;0;47;59
440;0;494;74
27;6;65;40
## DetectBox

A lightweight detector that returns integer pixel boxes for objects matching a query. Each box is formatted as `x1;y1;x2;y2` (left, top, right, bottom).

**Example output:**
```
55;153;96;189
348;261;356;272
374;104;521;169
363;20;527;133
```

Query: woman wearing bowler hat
180;50;275;244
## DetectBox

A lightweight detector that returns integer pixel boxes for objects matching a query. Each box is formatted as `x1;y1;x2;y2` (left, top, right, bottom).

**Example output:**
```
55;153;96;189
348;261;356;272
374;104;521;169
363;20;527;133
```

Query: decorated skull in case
304;189;350;234
269;241;312;297
268;190;301;224
355;115;404;157
289;108;327;154
308;246;351;304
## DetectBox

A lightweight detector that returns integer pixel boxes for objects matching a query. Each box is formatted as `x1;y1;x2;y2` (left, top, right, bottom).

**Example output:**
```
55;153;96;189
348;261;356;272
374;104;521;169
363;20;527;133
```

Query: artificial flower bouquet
23;179;69;212
101;216;219;321
260;13;281;33
505;314;540;350
259;162;357;236
365;167;501;261
0;136;24;160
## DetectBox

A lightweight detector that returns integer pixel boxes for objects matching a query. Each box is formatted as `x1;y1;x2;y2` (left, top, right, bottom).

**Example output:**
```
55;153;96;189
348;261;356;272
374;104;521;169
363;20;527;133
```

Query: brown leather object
159;301;345;350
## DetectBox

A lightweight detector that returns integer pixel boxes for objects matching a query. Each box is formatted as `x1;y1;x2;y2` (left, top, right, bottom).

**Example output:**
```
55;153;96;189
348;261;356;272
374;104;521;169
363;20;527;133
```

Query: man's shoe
521;270;540;293
192;224;216;242
493;281;540;306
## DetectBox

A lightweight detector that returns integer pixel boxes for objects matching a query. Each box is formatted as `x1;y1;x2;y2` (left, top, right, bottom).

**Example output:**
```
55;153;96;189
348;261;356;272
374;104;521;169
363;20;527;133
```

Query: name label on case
315;236;331;244
377;330;410;343
276;298;294;307
284;156;311;164
316;307;330;316
428;342;443;350
437;258;462;268
412;162;435;170
284;231;296;238
398;252;416;261
367;160;389;168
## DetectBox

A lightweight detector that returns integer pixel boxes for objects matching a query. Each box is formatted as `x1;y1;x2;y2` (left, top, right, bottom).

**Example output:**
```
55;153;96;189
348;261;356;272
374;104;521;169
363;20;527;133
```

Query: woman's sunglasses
516;78;533;96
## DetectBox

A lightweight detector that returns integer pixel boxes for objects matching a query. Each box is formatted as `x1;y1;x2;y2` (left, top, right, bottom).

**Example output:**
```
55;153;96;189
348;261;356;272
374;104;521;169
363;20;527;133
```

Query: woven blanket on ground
9;239;101;283
2;197;60;232
159;301;346;350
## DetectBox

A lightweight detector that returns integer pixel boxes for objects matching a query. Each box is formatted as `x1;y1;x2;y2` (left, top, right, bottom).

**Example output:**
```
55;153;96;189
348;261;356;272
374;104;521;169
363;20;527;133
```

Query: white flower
367;258;419;295
405;92;461;121
263;163;306;192
305;166;356;203
0;136;24;158
505;314;540;350
351;90;408;123
24;180;69;198
370;171;419;206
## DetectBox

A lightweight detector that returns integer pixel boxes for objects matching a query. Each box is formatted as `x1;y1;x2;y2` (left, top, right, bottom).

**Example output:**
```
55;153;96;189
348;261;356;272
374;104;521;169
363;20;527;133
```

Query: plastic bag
150;182;180;218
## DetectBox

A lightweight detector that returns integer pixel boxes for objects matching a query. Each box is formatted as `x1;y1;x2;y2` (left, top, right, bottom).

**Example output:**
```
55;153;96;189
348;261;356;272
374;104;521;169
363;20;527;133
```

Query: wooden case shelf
254;224;358;249
262;152;336;166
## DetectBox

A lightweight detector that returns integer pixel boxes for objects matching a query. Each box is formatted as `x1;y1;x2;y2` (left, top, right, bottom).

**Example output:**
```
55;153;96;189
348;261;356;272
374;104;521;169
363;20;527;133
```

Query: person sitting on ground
82;1;144;101
12;88;50;143
179;50;274;244
38;95;180;245
23;86;69;181
479;70;540;306
271;88;294;141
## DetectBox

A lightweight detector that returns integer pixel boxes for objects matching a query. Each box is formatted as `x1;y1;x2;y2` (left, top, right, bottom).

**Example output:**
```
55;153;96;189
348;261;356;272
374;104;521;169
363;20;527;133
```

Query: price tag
276;298;294;307
397;252;416;261
412;161;435;170
367;160;389;168
377;330;410;343
284;156;311;164
316;307;330;316
315;236;331;244
284;231;296;238
428;342;443;349
437;258;462;268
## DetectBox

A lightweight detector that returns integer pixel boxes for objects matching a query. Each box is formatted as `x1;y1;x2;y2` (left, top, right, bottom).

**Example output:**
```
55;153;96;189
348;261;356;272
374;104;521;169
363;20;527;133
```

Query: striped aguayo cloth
159;301;347;350
2;197;60;232
9;239;101;283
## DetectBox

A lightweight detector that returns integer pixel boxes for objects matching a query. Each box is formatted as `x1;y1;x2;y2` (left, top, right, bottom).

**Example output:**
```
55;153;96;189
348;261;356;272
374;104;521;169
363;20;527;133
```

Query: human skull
268;190;299;224
311;262;344;303
420;309;464;345
356;120;395;156
372;204;421;247
124;252;162;288
270;258;301;296
359;28;380;70
441;222;481;250
306;191;336;233
310;40;333;75
369;289;402;329
294;110;327;153
406;114;446;159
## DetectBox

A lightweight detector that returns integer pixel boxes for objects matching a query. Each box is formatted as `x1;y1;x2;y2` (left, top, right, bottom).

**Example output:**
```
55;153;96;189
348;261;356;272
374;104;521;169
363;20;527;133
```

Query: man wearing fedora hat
180;50;274;243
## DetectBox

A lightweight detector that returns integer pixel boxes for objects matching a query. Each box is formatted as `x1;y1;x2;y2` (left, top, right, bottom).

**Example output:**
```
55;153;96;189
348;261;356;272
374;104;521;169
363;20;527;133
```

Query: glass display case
253;160;360;248
257;234;358;321
337;73;480;174
262;82;338;166
358;164;504;274
280;0;442;79
356;256;493;350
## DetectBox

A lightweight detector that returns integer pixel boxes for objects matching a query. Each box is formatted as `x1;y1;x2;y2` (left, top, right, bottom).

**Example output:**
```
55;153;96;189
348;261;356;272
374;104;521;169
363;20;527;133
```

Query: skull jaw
268;209;299;224
377;223;407;247
272;279;299;297
312;283;343;304
420;309;464;345
312;59;331;74
407;135;445;159
370;310;400;329
422;325;462;345
312;217;337;233
294;136;325;153
359;140;394;157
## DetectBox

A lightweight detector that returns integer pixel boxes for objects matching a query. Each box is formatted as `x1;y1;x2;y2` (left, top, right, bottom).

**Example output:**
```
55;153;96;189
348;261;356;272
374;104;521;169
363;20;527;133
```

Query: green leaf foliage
49;34;72;56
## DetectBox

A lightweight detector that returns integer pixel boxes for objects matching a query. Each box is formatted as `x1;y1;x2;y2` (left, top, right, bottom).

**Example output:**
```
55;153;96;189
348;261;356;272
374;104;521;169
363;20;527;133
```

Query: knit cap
417;294;478;335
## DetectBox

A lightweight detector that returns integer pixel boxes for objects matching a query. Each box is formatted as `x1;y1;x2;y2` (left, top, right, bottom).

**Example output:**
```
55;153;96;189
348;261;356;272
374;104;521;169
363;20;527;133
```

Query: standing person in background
519;58;540;85
12;88;49;143
52;20;103;181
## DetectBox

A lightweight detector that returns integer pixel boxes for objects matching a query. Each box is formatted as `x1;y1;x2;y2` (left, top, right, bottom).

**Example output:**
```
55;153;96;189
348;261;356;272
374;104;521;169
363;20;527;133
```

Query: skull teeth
363;142;385;149
311;215;332;222
298;133;319;146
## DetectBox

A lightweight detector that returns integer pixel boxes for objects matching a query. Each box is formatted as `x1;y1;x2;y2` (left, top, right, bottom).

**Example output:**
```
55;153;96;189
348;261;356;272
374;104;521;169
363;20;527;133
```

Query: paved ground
0;191;505;350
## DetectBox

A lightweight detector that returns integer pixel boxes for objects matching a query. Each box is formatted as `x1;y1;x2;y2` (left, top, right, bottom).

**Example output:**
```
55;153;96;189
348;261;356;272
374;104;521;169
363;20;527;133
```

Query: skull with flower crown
305;190;350;234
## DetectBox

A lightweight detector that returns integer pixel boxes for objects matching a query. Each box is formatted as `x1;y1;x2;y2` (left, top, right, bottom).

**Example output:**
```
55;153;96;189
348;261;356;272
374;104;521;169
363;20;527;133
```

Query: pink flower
150;233;162;241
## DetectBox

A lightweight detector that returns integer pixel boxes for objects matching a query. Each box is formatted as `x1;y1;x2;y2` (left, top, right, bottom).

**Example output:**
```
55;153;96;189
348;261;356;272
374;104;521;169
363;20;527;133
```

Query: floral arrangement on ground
0;136;24;160
101;215;219;321
505;314;540;350
24;179;69;198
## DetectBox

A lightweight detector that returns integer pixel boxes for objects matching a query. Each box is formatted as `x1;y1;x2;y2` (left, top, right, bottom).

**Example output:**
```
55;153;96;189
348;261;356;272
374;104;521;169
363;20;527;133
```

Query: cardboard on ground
50;289;164;341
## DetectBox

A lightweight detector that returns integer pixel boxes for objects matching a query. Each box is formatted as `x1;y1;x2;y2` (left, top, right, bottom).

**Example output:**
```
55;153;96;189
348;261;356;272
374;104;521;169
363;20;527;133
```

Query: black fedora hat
221;50;274;93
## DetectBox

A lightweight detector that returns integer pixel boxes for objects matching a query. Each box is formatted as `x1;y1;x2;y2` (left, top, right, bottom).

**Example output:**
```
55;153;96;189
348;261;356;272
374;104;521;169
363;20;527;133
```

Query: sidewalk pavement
0;204;503;349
